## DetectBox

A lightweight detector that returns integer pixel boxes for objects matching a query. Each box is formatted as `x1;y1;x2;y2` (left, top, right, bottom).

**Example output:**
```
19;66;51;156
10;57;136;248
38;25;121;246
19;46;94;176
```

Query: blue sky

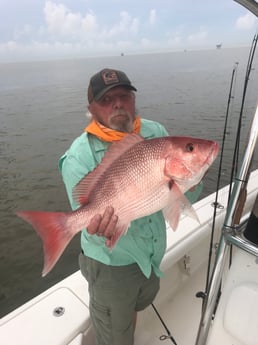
0;0;257;62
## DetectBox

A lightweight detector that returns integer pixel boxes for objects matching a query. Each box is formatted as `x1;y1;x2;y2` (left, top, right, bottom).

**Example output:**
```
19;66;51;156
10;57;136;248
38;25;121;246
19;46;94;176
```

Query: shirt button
149;219;152;223
154;239;157;243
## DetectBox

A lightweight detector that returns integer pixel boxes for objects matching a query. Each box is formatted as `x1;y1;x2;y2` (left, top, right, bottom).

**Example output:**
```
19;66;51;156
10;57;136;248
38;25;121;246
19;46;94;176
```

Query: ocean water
0;47;258;317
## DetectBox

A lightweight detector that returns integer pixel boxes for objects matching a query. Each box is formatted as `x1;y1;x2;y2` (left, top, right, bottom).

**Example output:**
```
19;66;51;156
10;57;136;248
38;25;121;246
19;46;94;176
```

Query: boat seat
244;206;258;245
207;250;258;345
0;287;90;345
223;283;258;345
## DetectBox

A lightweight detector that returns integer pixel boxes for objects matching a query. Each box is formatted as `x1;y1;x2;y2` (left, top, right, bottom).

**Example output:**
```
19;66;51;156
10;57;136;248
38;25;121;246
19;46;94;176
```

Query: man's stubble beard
108;110;136;133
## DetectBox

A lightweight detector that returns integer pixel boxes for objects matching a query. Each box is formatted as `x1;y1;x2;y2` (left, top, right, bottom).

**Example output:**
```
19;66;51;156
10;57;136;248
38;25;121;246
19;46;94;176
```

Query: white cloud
187;29;208;44
130;18;139;34
13;24;32;41
149;9;156;25
43;2;139;42
109;11;138;36
44;1;97;37
116;40;132;50
81;14;97;33
3;41;18;51
141;38;151;46
140;38;156;49
167;35;182;46
0;1;256;62
236;12;257;30
165;27;208;50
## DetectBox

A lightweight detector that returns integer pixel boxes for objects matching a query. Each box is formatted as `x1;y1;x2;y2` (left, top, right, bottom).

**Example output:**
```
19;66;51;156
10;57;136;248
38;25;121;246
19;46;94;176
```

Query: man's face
88;86;136;133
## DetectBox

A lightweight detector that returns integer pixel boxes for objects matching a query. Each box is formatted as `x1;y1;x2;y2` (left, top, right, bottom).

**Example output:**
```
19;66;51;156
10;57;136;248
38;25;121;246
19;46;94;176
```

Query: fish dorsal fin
72;133;144;206
163;182;199;230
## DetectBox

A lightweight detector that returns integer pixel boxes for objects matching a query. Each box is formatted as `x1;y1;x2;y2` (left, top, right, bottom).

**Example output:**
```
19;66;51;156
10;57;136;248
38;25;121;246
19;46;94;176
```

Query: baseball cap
88;68;137;103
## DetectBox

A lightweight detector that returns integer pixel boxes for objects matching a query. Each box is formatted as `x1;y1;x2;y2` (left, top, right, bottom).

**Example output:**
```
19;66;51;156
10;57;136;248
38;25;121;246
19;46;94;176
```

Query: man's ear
86;105;93;119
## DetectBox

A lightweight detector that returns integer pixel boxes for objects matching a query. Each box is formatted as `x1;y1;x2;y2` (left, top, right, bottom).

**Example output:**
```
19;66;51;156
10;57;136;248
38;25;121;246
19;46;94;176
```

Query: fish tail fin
16;210;74;277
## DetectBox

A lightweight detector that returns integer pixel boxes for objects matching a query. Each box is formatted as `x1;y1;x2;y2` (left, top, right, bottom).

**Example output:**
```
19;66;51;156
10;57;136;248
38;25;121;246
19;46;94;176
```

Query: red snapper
17;134;219;276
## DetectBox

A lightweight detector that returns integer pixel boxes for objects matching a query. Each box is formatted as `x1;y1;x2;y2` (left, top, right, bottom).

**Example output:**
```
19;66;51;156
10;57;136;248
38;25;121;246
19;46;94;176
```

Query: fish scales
87;138;169;215
90;138;168;207
16;134;219;276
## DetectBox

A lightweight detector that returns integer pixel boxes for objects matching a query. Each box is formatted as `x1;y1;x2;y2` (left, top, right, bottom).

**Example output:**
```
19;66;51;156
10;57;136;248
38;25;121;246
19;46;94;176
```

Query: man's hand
87;206;118;238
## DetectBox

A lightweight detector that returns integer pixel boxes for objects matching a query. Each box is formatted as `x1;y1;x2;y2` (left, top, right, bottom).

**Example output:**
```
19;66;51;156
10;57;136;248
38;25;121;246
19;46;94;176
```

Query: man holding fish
17;68;218;345
57;68;216;345
59;68;170;345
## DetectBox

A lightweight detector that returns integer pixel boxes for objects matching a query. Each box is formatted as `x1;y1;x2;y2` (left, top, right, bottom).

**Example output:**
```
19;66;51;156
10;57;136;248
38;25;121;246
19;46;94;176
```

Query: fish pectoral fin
163;183;199;231
105;221;130;249
163;201;181;231
183;200;200;224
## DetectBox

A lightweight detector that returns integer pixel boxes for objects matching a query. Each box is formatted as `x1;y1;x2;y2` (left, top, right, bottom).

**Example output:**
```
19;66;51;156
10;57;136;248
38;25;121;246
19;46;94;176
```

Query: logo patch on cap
102;70;119;85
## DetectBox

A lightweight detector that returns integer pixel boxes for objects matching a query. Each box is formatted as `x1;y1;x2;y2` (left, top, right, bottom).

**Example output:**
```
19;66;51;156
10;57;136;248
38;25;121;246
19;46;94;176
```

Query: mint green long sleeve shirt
58;118;202;278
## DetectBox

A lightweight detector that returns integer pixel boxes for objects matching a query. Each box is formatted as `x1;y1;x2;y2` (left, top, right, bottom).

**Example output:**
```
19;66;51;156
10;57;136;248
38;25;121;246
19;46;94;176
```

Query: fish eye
186;143;194;152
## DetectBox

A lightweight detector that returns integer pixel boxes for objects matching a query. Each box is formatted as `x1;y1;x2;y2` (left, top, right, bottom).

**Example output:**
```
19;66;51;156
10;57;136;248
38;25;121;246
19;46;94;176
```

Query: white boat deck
135;259;206;345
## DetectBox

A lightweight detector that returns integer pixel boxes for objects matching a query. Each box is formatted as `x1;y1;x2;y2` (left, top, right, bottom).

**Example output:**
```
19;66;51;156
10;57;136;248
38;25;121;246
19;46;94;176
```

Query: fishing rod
201;62;238;298
195;40;258;345
229;32;258;203
198;30;258;309
195;103;258;345
195;61;238;309
151;303;178;345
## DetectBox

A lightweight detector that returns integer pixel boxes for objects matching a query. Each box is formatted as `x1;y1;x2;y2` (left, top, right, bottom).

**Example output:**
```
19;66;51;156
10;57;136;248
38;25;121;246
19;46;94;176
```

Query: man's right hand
87;206;118;239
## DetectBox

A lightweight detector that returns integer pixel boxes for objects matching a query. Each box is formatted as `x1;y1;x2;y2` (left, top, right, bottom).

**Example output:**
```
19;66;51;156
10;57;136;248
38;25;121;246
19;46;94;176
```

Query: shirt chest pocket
131;218;155;239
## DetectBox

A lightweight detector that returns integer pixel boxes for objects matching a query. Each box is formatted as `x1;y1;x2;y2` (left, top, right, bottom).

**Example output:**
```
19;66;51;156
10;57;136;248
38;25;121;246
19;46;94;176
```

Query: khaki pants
79;253;160;345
